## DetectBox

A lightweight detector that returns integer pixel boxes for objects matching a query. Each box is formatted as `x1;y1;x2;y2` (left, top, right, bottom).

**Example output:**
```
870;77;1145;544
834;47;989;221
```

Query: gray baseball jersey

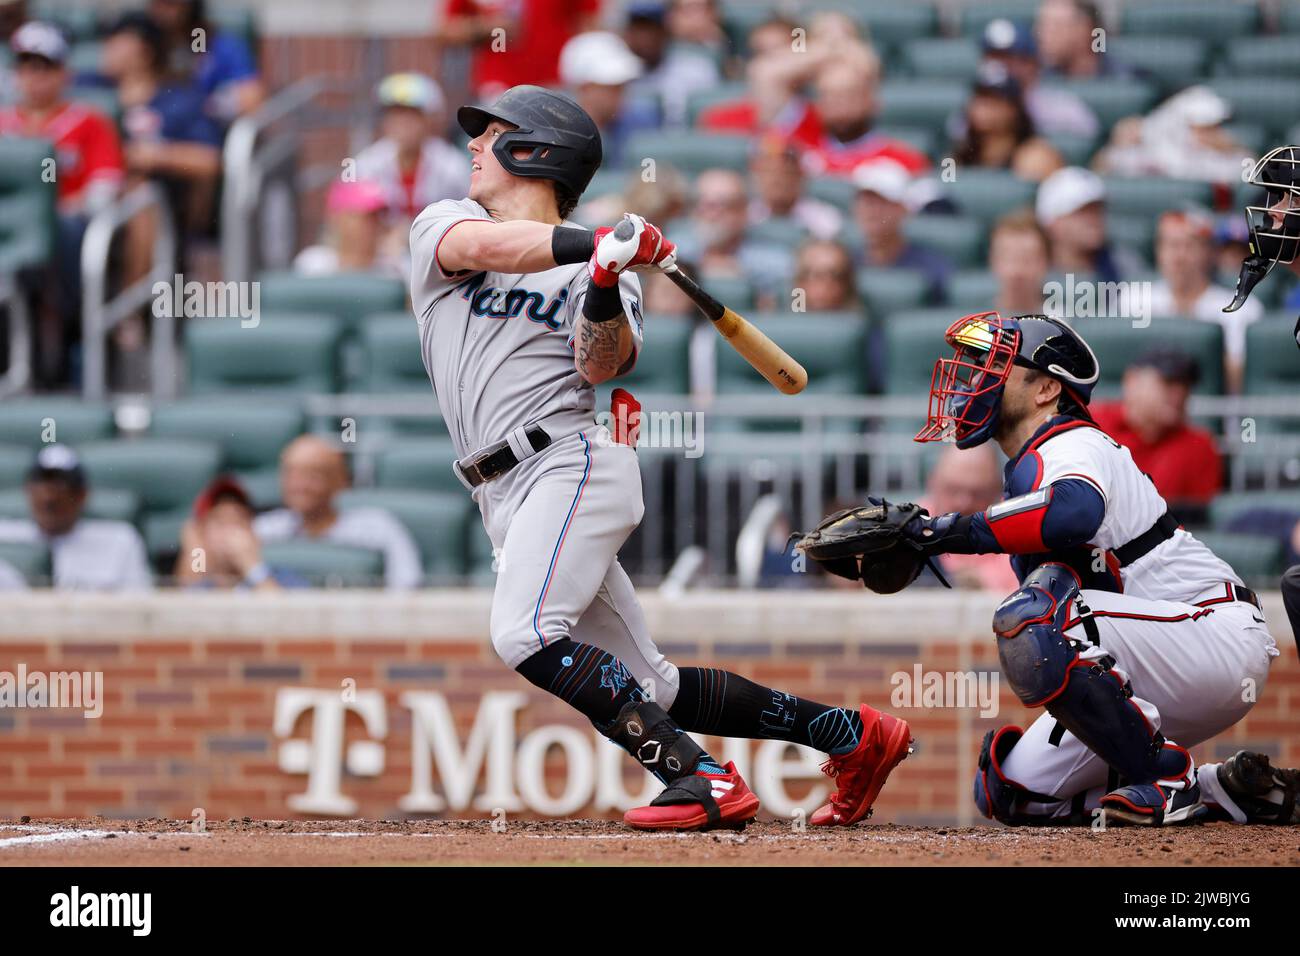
409;198;644;459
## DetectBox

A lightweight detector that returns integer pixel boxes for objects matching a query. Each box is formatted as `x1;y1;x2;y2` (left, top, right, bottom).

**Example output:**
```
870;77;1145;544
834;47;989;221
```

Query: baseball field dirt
2;818;1296;866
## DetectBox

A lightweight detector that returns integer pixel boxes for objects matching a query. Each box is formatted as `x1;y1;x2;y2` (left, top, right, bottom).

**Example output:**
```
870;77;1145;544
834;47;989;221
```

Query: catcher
796;313;1298;826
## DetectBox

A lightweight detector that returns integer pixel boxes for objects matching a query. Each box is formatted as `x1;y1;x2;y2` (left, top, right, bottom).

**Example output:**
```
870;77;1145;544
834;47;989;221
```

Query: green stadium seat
208;7;260;56
1044;131;1100;168
260;540;385;587
1285;4;1300;34
1068;317;1225;395
0;539;49;584
716;312;869;396
946;270;1001;310
1243;318;1300;396
233;466;281;510
903;215;986;268
900;38;981;79
620;314;693;393
0;487;140;524
150;399;304;471
856;268;931;315
0;398;115;449
747;216;814;249
1100;177;1213;220
1121;2;1259;42
337;487;474;580
873;124;938;157
582;169;625;201
1105;38;1208;92
884;309;958;394
78;439;221;514
686;81;749;127
624;130;751;174
1040;79;1158;130
817;2;937;46
141;508;187;568
0;443;31;487
0;138;57;272
68;86;122;125
1208;79;1300;137
65;42;102;76
699;275;755;312
186;313;346;394
30;1;99;40
358;313;426;391
1221;122;1269;157
375;438;463;493
1192;532;1284;585
877;81;967;135
1209;491;1300;530
1221;36;1300;78
1107;214;1157;261
958;1;1043;37
254;272;407;334
942;168;1036;223
806;176;857;209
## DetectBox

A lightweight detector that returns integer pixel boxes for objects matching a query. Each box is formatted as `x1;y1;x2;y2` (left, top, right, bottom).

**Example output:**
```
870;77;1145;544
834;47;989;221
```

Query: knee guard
973;726;1089;826
992;563;1193;789
608;699;707;785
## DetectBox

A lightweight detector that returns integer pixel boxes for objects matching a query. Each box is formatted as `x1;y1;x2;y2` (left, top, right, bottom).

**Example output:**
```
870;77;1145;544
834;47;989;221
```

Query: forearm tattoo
575;312;629;380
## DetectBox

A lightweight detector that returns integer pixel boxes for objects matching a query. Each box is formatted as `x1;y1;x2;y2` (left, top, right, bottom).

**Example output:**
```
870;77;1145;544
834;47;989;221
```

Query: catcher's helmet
1225;144;1300;312
915;312;1100;449
457;85;603;200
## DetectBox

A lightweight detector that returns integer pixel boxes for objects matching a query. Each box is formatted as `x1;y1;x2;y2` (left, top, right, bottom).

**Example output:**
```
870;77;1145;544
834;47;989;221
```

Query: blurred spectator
920;445;1019;592
442;0;599;102
990;210;1051;315
148;0;264;124
1212;214;1252;289
791;239;858;312
575;162;688;229
253;435;423;591
0;445;152;591
674;168;789;308
102;11;221;282
624;1;719;129
1036;166;1144;283
665;0;727;55
1035;0;1135;80
695;13;807;131
642;266;696;317
559;31;654;168
852;159;951;303
355;73;468;228
747;136;841;240
1;21;124;384
980;18;1097;140
1095;87;1249;185
178;477;306;590
951;62;1063;183
294;180;404;277
1091;349;1222;509
1150;209;1260;394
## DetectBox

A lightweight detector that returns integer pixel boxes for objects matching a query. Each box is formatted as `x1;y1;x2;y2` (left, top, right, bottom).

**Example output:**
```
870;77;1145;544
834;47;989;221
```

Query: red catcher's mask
914;312;1021;449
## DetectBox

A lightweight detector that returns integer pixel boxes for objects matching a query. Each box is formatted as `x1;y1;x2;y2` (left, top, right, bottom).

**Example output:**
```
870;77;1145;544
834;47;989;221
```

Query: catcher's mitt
793;498;949;594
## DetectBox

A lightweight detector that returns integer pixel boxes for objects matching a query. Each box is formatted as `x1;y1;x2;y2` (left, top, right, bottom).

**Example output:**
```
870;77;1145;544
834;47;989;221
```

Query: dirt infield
1;818;1296;866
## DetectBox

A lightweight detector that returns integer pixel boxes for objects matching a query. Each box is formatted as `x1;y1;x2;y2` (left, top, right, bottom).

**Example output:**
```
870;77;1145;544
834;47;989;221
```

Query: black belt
1210;583;1263;612
1112;511;1179;567
456;425;552;488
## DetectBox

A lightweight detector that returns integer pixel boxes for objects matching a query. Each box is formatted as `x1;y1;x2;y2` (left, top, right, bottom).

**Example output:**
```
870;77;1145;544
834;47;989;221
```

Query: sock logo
600;659;631;698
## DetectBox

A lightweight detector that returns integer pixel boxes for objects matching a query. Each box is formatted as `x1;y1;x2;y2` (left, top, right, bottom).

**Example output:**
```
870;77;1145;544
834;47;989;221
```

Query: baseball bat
661;263;808;395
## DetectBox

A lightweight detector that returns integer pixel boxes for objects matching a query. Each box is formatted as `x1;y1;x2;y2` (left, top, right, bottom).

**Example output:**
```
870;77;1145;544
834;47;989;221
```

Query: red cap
192;475;252;521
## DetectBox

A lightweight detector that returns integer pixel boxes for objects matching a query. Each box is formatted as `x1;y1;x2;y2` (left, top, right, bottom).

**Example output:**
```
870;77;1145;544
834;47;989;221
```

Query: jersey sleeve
1036;429;1112;506
408;198;490;319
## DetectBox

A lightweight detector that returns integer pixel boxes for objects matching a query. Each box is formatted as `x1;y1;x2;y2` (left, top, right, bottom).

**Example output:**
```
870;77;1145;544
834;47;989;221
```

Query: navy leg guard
973;726;1089;826
992;563;1192;790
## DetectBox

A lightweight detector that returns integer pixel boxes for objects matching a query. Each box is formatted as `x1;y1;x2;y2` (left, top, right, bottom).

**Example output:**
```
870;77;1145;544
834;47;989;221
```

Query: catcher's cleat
624;761;760;832
810;705;912;826
1215;750;1300;824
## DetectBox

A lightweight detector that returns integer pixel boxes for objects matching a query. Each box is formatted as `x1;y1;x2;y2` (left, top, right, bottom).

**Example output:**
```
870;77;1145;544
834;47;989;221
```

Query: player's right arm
435;218;587;276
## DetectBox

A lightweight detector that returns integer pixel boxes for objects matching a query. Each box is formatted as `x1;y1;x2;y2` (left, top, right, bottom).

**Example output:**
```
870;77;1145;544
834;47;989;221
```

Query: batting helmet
1225;144;1300;312
915;312;1100;449
457;85;603;200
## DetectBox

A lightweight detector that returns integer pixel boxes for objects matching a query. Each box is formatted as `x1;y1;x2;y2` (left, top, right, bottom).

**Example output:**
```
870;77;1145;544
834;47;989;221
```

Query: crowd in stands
1;0;1299;590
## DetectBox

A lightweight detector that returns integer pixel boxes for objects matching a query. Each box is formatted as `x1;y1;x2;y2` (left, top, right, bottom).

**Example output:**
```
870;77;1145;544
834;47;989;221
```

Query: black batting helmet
457;85;603;200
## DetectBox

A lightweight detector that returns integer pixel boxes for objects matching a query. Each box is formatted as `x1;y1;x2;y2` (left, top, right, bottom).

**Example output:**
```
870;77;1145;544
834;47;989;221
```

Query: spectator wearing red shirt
1091;349;1223;509
441;0;600;102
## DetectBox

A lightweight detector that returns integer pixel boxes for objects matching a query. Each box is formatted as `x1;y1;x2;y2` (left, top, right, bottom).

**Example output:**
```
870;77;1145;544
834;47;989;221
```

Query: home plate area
1;818;1295;866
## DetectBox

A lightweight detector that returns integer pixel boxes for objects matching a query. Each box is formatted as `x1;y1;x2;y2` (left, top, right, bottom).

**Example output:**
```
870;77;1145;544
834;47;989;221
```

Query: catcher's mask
1225;144;1300;313
915;312;1099;449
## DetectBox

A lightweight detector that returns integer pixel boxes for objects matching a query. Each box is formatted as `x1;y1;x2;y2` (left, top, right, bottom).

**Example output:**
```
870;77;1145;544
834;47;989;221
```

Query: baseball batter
883;313;1296;825
408;85;910;831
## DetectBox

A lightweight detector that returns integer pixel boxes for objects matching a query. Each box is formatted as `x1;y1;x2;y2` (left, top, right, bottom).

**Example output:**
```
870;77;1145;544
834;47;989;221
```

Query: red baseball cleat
624;761;760;831
810;705;913;827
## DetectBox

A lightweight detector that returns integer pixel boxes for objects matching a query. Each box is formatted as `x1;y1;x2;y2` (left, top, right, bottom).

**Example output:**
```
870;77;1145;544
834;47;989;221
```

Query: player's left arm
573;214;674;385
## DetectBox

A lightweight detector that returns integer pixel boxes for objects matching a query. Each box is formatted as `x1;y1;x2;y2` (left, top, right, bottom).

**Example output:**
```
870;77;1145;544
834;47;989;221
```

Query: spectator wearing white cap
354;73;469;226
623;1;719;129
852;159;952;303
1036;166;1144;283
1095;86;1250;185
559;30;656;168
0;445;153;591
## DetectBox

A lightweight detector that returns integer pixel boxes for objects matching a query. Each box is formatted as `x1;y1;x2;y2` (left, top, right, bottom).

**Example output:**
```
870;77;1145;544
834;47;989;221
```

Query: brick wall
0;592;1295;824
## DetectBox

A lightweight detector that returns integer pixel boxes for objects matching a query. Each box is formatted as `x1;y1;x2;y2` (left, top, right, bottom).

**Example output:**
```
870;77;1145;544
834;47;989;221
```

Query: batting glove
588;213;677;287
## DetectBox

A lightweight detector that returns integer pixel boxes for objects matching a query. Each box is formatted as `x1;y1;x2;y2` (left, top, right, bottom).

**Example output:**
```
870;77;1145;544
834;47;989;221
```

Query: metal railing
80;181;177;400
0;272;31;399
